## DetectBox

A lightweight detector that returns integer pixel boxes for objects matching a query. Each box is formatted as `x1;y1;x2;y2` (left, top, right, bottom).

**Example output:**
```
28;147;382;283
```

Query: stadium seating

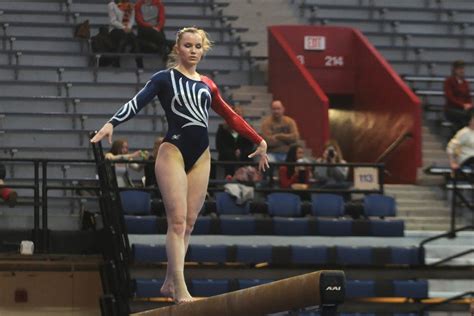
133;277;428;299
132;244;422;266
120;190;151;215
311;193;345;217
363;194;397;217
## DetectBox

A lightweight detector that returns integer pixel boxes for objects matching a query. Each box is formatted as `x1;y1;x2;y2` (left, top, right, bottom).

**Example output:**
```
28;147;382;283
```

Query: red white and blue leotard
108;68;263;172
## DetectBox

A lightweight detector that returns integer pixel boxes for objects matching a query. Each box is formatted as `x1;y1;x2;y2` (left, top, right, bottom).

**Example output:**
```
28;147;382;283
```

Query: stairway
385;184;453;231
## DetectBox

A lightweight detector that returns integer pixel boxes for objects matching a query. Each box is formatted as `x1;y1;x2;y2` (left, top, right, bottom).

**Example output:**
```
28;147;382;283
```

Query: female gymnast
91;27;269;303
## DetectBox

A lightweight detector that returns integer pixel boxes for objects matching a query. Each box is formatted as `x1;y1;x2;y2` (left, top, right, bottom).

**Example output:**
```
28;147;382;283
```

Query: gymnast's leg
184;148;211;253
155;143;192;303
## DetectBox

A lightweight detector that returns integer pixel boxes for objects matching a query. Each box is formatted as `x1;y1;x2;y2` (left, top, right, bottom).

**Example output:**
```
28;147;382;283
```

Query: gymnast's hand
91;122;114;144
249;140;270;172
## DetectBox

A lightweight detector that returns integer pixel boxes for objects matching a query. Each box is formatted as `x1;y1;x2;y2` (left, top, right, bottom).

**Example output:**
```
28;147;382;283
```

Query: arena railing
0;157;385;253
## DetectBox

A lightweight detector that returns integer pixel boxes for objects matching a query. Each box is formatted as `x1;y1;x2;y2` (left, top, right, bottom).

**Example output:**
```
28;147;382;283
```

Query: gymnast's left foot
172;272;195;304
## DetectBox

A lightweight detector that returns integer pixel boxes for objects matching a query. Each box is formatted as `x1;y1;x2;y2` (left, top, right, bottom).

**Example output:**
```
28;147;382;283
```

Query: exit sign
304;36;326;50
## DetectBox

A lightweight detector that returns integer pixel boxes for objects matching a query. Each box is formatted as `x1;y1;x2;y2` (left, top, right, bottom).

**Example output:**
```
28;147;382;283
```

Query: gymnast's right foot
160;282;175;298
173;289;194;305
172;274;194;304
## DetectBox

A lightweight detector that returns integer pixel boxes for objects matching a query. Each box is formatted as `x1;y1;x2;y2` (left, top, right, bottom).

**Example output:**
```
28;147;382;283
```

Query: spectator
135;0;169;61
216;106;255;177
447;110;474;170
108;0;143;68
314;140;349;188
279;144;312;189
0;163;17;207
444;60;472;131
261;100;300;162
144;136;163;187
91;26;118;67
105;139;147;187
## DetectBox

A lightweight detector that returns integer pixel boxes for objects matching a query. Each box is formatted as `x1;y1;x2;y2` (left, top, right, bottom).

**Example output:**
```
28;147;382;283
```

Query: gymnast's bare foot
160;281;175;298
172;273;194;304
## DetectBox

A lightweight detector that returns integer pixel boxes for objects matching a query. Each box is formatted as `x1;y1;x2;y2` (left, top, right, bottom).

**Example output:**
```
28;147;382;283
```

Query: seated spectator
447;109;474;170
91;26;118;67
314;140;349;189
279;144;312;189
135;0;169;61
108;0;143;68
105;139;148;187
444;60;472;131
144;136;163;187
261;100;300;162
0;163;17;207
216;106;255;177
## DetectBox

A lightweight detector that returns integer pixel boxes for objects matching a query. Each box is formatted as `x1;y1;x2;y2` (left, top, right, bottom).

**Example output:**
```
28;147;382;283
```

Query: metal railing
0;156;386;253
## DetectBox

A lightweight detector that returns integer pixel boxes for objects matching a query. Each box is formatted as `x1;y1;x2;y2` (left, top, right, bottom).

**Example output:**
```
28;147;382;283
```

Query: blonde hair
167;27;213;68
323;139;345;163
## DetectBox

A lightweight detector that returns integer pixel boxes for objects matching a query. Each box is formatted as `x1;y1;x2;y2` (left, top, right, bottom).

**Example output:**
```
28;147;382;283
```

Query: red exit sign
304;36;326;50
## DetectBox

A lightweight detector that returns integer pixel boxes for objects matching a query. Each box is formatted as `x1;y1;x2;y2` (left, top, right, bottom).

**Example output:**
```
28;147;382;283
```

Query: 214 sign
304;36;326;51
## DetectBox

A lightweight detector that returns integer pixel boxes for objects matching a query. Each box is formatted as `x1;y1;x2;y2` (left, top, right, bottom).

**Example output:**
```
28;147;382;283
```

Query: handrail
418;225;474;265
419;291;473;314
375;131;413;163
429;249;474;267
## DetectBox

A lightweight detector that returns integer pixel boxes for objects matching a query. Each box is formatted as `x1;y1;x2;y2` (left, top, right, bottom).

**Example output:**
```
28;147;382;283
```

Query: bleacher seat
188;244;228;263
291;245;328;265
132;277;429;301
193;216;212;235
220;215;257;235
238;279;272;289
124;215;158;234
191;279;229;297
120;190;151;215
345;280;375;298
337;246;373;266
273;217;310;236
393;280;429;299
267;193;302;217
236;245;272;264
134;278;164;298
363;194;396;217
370;219;405;236
311;193;345;217
132;244;422;266
391;247;421;265
316;218;352;236
215;191;250;215
132;244;166;263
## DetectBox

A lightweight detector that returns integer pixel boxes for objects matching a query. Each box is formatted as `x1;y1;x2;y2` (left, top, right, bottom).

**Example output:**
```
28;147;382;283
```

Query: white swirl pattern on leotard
170;69;210;128
110;84;147;123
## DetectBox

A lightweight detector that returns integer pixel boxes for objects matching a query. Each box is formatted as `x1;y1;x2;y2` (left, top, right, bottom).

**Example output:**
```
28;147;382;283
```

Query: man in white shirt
447;110;474;170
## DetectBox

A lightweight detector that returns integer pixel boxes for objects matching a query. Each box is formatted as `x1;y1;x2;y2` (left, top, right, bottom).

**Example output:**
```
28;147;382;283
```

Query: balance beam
131;270;345;316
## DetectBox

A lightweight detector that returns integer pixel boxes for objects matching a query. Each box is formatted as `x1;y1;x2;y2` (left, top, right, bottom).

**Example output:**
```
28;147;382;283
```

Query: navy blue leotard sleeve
108;71;164;127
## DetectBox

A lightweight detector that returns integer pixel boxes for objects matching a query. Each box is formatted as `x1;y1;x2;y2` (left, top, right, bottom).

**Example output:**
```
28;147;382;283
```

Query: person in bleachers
444;60;472;131
105;138;148;187
261;100;300;162
447;109;474;170
279;144;312;189
108;0;144;68
135;0;169;61
216;106;255;177
0;163;17;207
144;136;163;188
91;26;118;67
314;139;349;189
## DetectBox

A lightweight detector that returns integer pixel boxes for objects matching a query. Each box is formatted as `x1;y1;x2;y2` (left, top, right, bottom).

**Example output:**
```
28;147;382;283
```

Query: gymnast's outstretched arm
91;72;163;143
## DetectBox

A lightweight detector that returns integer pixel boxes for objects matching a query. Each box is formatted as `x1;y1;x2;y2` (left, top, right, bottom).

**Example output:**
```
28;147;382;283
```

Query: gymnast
91;26;269;304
